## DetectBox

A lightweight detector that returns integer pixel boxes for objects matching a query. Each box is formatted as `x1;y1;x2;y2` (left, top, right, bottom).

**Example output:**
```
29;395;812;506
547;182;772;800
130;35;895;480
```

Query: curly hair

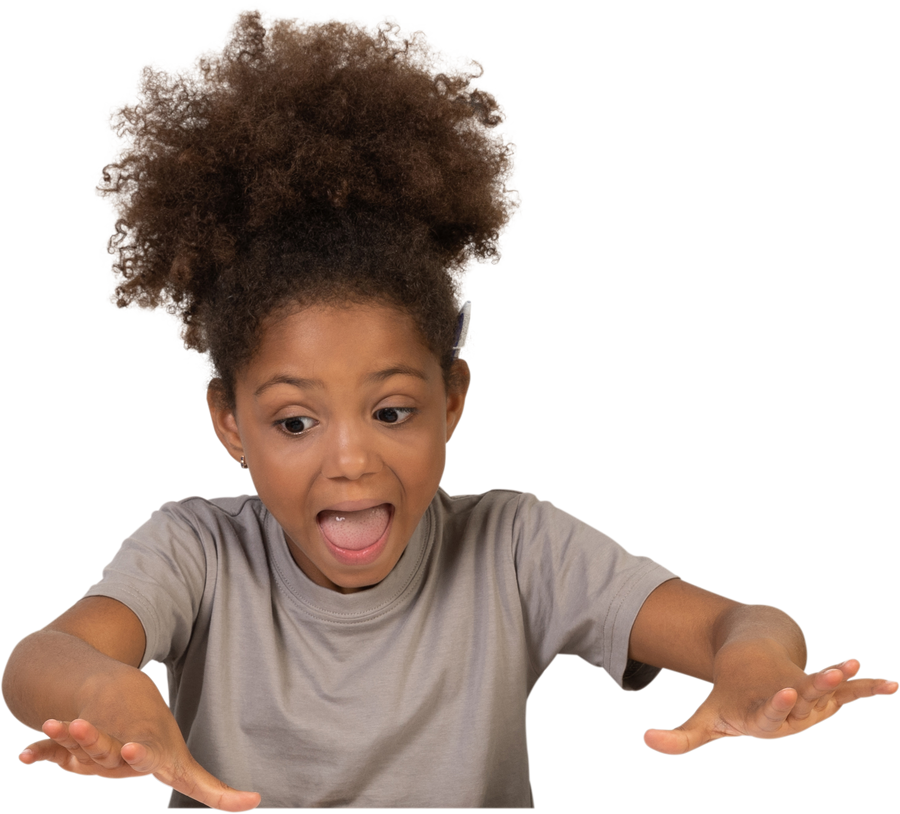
99;11;514;406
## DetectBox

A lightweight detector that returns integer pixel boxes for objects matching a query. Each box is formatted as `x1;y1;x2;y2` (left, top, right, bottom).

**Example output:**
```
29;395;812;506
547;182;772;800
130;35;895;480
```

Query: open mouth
316;503;394;566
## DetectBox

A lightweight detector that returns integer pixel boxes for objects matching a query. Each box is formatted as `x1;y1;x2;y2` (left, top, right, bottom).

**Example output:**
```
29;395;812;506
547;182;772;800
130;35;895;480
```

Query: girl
3;6;896;811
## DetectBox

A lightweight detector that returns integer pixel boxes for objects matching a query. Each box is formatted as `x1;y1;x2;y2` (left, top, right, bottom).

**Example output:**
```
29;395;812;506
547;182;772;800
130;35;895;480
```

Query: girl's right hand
19;703;260;811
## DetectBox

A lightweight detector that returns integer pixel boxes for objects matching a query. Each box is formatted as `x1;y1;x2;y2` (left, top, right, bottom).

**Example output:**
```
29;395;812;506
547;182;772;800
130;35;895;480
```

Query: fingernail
19;749;33;759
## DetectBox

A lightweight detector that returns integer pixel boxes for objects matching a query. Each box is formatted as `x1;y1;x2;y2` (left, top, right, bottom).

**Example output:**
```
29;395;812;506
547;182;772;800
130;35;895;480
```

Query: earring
240;455;249;469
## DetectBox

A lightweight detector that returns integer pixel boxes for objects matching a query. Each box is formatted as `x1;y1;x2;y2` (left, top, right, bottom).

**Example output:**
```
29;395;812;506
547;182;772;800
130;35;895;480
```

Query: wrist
76;660;156;711
72;651;157;724
712;636;805;687
711;604;807;670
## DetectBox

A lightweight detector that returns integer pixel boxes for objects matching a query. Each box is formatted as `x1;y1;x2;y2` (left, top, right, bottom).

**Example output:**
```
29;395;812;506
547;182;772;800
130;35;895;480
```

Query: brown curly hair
98;12;514;406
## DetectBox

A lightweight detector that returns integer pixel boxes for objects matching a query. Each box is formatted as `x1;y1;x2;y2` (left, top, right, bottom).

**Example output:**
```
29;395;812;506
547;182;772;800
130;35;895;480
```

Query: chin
333;569;389;593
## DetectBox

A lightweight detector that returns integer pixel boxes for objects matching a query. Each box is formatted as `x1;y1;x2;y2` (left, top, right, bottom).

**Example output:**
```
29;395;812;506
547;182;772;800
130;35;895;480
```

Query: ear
445;359;470;442
207;379;245;464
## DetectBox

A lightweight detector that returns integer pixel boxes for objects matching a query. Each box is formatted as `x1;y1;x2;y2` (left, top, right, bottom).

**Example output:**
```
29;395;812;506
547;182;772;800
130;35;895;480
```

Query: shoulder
437;486;600;530
437;488;524;518
126;495;272;565
153;494;268;535
436;489;587;540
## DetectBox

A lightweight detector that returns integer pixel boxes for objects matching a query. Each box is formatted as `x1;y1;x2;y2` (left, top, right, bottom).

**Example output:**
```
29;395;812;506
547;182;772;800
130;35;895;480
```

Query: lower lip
318;506;394;567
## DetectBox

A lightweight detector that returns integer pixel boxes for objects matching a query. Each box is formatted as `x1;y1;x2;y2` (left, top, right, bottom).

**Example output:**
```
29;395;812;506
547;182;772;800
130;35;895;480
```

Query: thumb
641;726;712;757
121;741;261;811
644;707;726;755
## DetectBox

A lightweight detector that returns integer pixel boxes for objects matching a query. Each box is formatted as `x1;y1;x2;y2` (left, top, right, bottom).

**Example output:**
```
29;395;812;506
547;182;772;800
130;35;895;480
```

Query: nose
320;421;382;481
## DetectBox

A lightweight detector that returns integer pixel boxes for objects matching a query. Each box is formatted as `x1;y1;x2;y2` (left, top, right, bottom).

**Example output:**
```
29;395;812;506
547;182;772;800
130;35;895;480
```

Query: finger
41;718;74;746
169;766;262;813
20;738;74;768
33;721;141;778
68;718;127;770
832;677;900;706
644;725;722;755
815;656;863;710
789;665;849;720
40;719;93;766
21;737;117;776
837;659;861;679
43;718;124;770
121;743;260;811
644;727;697;755
787;664;895;726
644;707;729;755
752;687;798;733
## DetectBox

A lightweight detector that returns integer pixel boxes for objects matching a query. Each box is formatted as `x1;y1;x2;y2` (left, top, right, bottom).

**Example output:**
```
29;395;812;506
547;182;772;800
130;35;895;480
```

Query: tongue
318;504;391;550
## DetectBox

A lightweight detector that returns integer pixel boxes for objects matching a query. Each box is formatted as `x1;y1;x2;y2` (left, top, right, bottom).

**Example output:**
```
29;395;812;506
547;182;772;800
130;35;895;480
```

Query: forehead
261;303;424;350
246;303;437;383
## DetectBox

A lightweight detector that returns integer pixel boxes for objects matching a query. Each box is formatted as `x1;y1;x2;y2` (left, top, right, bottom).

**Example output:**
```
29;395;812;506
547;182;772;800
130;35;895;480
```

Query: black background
3;3;900;811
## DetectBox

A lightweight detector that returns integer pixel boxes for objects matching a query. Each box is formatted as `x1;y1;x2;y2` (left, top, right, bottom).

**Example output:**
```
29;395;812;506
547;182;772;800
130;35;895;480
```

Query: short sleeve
83;503;210;668
512;493;676;690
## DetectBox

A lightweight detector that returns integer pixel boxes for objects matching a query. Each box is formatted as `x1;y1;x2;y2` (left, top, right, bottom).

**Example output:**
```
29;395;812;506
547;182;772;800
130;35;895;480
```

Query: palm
645;659;897;754
21;718;260;810
35;744;141;779
24;721;149;780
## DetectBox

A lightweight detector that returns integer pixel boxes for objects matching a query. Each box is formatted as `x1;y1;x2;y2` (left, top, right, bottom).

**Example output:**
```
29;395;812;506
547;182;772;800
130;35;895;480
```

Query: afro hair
90;0;527;408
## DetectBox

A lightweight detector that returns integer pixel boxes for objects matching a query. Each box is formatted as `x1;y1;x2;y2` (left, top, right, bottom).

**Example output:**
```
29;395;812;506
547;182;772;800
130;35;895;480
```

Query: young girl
3;7;897;811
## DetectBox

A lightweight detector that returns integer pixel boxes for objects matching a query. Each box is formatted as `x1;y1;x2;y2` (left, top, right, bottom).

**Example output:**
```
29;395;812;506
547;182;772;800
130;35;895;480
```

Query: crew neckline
263;499;436;622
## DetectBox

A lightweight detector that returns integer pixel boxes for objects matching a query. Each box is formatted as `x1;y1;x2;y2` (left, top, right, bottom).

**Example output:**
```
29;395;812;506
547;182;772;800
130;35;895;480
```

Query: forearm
3;629;151;730
710;604;807;675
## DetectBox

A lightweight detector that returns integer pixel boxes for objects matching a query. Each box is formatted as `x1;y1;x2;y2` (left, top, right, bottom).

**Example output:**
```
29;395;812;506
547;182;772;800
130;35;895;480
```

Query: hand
18;671;260;811
644;656;897;755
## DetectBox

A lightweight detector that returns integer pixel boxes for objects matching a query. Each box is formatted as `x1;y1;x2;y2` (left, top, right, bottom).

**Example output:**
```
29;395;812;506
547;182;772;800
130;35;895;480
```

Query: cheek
245;435;315;502
429;435;446;474
404;425;447;491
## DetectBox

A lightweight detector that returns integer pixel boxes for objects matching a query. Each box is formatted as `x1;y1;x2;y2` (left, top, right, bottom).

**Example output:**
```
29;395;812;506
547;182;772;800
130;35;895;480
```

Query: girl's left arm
628;578;897;754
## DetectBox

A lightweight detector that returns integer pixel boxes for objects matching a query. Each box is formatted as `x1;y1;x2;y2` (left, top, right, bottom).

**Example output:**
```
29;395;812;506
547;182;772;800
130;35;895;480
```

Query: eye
278;416;318;435
374;407;416;425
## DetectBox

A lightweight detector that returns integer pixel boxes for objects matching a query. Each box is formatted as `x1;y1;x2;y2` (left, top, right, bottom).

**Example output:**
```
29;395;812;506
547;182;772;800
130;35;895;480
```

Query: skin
10;305;898;811
207;303;468;594
626;580;896;752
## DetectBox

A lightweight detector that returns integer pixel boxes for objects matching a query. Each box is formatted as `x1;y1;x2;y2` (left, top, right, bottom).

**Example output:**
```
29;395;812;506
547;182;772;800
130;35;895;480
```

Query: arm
4;596;146;729
628;579;807;682
3;597;259;810
628;579;897;754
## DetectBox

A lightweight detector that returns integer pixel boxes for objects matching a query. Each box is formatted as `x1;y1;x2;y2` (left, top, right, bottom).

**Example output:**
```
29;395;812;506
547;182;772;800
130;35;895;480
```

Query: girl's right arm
2;596;260;811
4;596;145;728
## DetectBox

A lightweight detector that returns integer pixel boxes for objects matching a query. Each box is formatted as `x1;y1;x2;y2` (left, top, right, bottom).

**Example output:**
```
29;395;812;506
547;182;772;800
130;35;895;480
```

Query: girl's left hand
644;657;897;754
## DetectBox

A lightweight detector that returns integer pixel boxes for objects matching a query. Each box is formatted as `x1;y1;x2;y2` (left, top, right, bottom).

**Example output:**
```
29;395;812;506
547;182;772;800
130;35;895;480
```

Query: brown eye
279;416;317;435
375;407;414;424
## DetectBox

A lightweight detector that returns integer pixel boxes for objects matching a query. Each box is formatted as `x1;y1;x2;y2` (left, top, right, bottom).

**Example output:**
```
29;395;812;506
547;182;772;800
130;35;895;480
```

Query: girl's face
209;302;467;593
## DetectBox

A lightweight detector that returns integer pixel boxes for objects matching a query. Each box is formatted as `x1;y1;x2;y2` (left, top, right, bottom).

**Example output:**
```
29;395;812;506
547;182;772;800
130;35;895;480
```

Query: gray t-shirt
86;489;676;807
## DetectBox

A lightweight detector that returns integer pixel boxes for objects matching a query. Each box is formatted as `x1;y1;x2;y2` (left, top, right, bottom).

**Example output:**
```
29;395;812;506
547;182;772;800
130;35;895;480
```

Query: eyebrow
254;365;428;397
